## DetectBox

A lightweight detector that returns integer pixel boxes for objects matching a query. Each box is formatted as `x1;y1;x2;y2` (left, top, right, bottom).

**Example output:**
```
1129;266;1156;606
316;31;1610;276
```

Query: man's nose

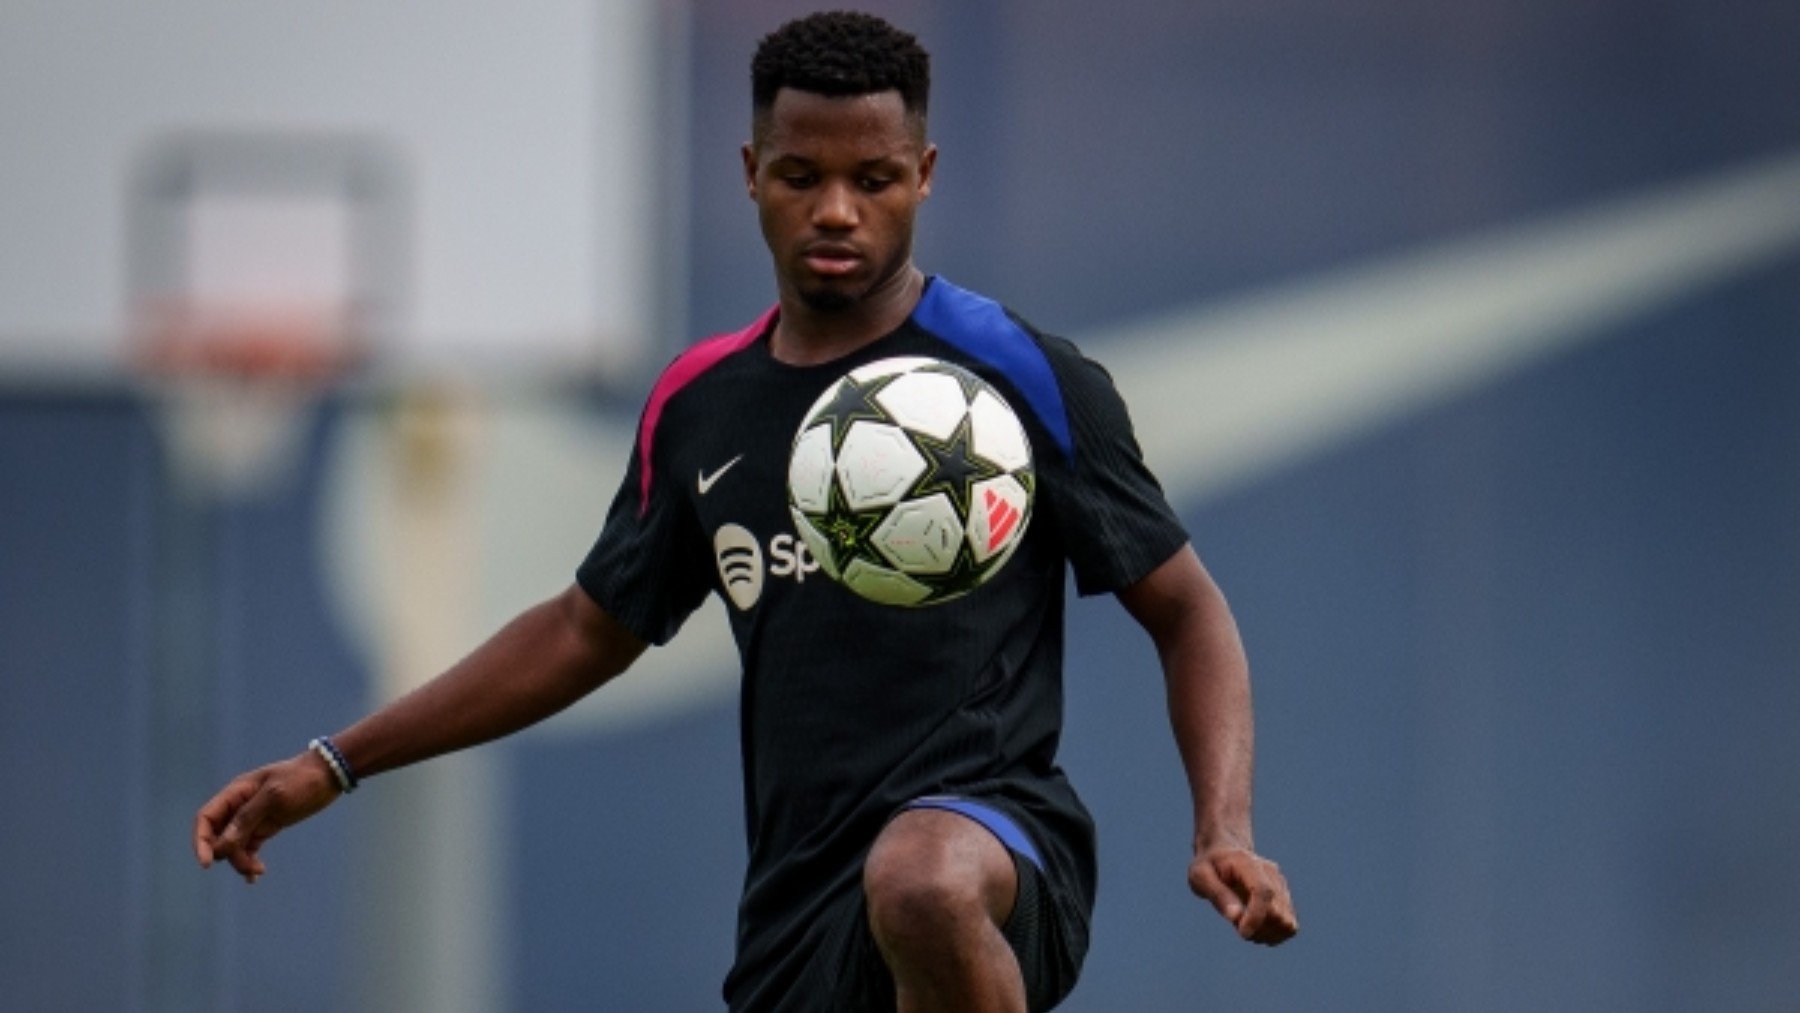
812;180;859;230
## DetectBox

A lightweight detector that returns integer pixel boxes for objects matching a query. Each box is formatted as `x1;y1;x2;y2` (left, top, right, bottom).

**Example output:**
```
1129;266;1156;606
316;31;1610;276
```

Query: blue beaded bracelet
308;736;358;793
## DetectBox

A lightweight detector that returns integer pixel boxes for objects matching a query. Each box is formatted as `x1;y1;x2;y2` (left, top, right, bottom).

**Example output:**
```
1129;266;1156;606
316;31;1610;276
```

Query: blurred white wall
0;0;660;371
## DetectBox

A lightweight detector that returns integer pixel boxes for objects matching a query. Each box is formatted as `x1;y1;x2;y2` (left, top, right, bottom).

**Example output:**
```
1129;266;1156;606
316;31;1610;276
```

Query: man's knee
864;808;1016;953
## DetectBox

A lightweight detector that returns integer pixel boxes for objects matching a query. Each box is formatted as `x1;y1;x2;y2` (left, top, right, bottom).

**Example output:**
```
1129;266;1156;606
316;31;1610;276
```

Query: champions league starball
787;356;1035;607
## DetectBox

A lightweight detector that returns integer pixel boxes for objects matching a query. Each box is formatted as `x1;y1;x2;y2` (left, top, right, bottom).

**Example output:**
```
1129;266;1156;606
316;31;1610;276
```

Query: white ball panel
788;424;837;513
836;421;927;510
966;474;1031;564
875;371;968;441
842;557;934;606
872;493;962;575
968;389;1032;471
848;356;937;384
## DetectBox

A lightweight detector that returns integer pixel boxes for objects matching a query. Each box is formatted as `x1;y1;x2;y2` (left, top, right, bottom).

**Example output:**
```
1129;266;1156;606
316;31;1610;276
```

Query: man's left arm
1116;544;1299;946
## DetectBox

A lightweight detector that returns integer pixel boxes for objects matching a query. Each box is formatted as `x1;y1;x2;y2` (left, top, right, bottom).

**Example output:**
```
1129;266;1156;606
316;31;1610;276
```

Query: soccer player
194;11;1297;1011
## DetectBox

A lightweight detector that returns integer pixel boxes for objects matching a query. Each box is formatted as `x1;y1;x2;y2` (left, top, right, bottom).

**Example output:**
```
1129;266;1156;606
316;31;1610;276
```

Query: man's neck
769;266;925;366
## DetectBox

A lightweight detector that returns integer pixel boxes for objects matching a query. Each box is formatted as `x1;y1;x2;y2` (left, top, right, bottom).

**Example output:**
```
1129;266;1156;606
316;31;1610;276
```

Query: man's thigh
817;796;1084;1011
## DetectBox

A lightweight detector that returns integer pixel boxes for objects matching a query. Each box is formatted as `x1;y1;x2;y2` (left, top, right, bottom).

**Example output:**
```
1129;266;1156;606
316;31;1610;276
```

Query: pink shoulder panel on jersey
637;305;777;514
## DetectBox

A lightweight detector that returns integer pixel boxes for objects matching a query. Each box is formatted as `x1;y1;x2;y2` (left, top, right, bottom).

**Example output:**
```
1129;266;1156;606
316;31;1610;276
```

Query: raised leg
862;807;1026;1013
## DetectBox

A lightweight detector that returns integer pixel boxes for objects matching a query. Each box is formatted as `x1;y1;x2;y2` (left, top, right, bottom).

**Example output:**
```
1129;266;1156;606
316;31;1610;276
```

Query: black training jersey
576;278;1189;1011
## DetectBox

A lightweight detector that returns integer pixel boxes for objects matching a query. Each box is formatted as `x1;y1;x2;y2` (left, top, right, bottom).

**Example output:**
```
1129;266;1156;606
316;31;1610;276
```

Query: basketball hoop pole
125;130;399;1010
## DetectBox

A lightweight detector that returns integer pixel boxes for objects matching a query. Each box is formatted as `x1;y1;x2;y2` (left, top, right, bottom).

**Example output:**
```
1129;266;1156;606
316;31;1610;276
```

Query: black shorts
815;796;1088;1011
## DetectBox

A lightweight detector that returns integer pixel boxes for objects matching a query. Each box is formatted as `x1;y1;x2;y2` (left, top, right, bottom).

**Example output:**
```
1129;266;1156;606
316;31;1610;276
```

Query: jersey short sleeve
1037;336;1190;596
575;433;713;646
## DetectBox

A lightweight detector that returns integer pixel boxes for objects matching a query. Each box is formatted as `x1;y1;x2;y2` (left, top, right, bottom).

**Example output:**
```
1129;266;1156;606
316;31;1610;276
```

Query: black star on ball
820;485;887;563
912;417;1004;516
812;375;895;451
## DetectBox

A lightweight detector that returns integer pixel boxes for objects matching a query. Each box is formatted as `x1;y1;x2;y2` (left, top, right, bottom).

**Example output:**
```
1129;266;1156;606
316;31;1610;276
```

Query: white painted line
1107;148;1800;500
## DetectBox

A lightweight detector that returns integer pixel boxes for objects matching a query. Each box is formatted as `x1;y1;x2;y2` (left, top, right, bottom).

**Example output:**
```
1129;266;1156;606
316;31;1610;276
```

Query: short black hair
751;11;931;120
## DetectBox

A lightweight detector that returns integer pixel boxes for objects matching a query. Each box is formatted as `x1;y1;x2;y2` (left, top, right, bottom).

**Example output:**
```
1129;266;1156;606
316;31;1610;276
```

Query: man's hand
193;752;340;884
1188;847;1299;946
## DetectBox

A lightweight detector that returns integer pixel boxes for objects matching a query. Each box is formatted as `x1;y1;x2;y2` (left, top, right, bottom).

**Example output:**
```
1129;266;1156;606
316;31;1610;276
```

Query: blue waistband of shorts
903;795;1044;871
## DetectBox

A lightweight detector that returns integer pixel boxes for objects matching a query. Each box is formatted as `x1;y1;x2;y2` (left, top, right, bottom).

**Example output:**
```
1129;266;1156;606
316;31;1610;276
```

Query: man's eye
860;177;894;193
782;174;817;188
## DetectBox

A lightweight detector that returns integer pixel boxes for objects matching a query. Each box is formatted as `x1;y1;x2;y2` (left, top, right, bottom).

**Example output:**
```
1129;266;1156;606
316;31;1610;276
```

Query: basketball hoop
126;129;403;501
135;298;362;500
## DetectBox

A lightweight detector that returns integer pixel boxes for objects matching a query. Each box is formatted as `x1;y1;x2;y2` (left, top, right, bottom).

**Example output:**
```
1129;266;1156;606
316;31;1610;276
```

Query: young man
194;12;1296;1011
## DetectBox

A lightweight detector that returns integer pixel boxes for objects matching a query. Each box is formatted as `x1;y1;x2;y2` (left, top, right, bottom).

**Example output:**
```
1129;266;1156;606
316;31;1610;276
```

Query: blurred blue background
4;1;1799;1010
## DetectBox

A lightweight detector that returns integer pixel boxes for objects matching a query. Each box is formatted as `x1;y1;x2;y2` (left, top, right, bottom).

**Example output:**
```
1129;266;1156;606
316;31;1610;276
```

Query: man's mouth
802;243;863;277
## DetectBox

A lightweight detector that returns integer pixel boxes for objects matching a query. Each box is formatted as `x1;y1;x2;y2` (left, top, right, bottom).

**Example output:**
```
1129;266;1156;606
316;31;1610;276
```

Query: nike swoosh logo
697;455;744;495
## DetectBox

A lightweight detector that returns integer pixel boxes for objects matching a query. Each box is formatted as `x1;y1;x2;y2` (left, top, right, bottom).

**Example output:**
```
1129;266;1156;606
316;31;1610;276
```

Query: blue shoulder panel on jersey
911;278;1075;461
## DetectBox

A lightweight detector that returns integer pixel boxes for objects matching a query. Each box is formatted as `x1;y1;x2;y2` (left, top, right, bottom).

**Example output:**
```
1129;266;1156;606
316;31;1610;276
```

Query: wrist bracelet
308;736;358;793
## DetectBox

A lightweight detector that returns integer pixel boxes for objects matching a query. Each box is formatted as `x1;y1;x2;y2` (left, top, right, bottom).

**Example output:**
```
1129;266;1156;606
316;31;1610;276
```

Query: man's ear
742;142;759;200
917;143;938;201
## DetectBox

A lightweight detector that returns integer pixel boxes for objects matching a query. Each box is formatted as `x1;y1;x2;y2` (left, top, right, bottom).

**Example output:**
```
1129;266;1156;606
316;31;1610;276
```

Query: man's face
743;88;936;313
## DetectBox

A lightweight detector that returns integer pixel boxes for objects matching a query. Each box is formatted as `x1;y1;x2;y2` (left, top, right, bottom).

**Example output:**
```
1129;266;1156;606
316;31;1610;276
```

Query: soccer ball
787;356;1034;607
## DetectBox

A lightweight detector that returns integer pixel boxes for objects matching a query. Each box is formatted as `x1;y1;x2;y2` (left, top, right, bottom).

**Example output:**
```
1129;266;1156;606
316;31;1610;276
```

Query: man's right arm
194;583;646;882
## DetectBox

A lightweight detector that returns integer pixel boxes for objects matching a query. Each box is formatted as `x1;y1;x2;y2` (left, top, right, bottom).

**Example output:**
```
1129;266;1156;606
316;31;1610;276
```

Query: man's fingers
222;834;265;882
193;775;261;867
214;791;272;880
1219;853;1272;939
1234;873;1276;941
197;755;341;883
1264;876;1300;944
1193;850;1300;945
1229;857;1298;946
1188;856;1245;922
1246;887;1299;945
1258;863;1298;943
1252;903;1299;944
